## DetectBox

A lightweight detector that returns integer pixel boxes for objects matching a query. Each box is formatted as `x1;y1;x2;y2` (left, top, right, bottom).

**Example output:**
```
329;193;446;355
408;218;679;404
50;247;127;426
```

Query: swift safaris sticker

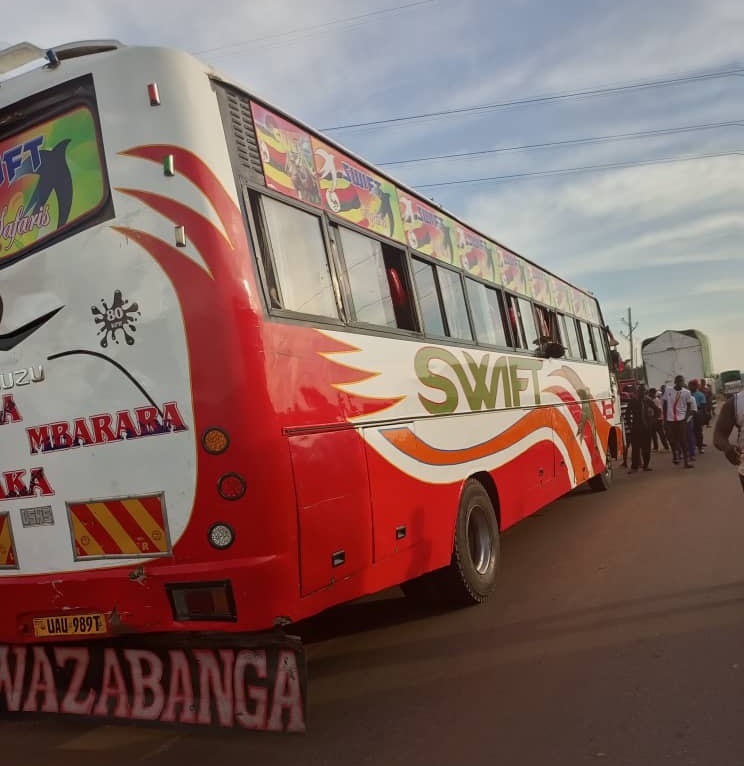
0;78;112;267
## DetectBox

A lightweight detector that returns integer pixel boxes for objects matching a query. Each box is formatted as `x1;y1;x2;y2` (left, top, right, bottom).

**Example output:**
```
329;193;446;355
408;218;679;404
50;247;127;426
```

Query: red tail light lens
166;581;236;622
218;473;246;500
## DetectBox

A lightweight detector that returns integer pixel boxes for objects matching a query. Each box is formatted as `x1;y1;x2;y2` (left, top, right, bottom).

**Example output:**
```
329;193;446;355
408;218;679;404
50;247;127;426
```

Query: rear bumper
0;555;295;644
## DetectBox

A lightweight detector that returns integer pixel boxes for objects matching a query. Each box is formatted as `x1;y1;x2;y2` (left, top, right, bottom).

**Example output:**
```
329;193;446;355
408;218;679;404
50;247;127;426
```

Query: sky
2;0;742;373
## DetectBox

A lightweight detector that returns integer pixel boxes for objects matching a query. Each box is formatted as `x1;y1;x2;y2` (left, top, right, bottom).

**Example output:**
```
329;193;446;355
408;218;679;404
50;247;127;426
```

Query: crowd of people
621;376;714;473
619;375;744;498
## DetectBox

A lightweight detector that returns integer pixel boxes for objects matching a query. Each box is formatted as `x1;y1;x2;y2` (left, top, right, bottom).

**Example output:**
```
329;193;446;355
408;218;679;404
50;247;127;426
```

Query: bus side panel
363;432;458;576
288;430;373;597
513;407;556;521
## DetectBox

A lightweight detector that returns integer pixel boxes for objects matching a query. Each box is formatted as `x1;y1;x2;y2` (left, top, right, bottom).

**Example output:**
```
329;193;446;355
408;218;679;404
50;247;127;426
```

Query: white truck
641;329;713;390
719;370;743;398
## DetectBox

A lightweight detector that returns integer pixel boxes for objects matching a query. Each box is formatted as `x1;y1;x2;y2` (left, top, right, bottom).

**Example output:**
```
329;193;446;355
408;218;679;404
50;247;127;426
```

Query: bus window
590;325;607;364
560;314;581;359
412;258;446;337
260;196;339;318
578;321;597;361
534;305;559;344
517;298;539;352
534;305;565;357
466;279;508;347
385;261;418;332
437;266;473;342
337;227;416;330
503;294;523;348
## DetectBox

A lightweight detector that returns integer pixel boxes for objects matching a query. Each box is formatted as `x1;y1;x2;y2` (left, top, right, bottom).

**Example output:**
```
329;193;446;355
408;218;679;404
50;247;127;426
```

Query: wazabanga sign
0;634;307;733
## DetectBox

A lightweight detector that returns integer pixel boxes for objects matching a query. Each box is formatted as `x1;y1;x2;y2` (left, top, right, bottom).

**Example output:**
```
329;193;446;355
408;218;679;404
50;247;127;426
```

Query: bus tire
438;478;500;606
588;456;613;492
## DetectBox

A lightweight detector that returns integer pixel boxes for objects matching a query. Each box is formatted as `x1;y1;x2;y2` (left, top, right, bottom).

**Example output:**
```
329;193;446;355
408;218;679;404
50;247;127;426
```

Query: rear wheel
588;455;613;492
445;479;500;605
403;479;500;607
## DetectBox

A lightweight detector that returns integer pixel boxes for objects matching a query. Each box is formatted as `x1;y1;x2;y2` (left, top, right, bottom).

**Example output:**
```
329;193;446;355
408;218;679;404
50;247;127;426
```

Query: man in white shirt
662;375;694;468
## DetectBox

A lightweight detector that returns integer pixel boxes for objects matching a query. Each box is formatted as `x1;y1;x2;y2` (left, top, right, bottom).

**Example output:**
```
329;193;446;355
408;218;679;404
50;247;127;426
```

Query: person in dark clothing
647;387;669;451
688;380;706;453
625;384;656;472
714;393;744;493
620;384;635;468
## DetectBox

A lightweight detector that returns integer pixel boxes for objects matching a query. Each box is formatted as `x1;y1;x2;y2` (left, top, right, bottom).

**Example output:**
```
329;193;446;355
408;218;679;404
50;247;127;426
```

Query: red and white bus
0;40;622;727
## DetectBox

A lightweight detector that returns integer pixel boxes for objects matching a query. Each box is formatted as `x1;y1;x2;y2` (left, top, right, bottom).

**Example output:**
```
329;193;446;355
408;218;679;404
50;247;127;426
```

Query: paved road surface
3;440;744;766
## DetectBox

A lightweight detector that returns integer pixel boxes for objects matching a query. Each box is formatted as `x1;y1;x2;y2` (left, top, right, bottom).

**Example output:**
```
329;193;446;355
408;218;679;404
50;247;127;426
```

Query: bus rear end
0;41;304;731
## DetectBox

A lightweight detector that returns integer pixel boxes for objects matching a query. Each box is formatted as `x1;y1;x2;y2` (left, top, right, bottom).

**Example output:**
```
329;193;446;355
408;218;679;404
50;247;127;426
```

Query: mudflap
0;628;307;733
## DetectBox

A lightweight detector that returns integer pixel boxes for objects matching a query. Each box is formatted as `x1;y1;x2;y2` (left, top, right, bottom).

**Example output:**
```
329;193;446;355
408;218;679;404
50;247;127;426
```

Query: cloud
692;278;744;296
462;155;744;271
1;0;741;372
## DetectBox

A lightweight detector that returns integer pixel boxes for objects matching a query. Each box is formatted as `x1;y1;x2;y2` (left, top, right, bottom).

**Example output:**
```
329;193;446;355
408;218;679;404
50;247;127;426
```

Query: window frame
590;324;608;364
559;313;582;359
436;262;475;343
465;276;511;349
410;255;448;338
578;320;598;361
410;254;476;343
247;188;345;324
502;291;542;353
331;221;419;335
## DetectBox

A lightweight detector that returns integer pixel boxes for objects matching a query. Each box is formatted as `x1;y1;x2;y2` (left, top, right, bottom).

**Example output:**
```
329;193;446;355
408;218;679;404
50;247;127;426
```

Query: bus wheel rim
467;505;492;575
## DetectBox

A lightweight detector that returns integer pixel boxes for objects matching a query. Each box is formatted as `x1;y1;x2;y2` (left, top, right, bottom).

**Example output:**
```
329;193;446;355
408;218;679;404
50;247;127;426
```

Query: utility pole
619;307;639;372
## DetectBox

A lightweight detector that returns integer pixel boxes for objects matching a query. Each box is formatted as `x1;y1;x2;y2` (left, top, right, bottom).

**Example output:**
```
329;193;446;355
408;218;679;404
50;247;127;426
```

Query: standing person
713;390;744;493
703;381;714;426
663;375;695;468
687;389;698;461
626;384;655;472
688;380;706;454
647;387;669;451
620;384;634;469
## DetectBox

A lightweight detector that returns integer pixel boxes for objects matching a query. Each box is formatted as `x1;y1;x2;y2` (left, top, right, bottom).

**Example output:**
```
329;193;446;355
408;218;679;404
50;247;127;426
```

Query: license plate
32;613;107;639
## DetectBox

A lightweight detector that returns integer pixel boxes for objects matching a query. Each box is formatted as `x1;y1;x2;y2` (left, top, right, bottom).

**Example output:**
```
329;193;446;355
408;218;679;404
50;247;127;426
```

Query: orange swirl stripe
381;406;590;481
590;400;612;445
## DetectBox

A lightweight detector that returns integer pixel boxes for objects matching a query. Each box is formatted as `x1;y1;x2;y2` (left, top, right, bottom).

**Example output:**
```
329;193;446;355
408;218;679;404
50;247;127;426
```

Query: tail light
166;581;236;622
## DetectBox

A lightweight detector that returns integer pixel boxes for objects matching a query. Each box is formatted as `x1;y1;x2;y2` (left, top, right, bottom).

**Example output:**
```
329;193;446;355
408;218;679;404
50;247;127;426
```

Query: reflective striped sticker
67;494;170;560
0;513;18;568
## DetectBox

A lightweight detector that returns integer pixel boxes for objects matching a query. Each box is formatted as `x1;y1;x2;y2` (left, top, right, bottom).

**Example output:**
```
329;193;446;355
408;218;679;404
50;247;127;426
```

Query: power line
414;150;742;189
193;0;435;56
320;67;744;132
378;120;743;167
